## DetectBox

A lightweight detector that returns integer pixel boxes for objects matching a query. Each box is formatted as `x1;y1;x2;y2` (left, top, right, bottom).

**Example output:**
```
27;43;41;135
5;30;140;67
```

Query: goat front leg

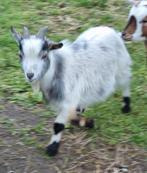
46;108;75;156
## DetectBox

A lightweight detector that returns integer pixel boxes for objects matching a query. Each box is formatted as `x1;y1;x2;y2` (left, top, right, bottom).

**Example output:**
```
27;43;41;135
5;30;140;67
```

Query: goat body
11;26;132;156
41;27;131;111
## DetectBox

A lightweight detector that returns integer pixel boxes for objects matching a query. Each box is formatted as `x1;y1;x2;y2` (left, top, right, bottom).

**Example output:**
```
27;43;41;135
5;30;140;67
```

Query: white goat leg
121;81;131;113
46;107;77;156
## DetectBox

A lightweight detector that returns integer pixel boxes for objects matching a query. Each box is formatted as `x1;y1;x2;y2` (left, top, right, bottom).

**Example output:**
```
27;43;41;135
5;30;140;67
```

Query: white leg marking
49;133;62;144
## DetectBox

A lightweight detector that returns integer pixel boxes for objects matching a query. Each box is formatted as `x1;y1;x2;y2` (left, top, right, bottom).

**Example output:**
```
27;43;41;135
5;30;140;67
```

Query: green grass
0;0;147;148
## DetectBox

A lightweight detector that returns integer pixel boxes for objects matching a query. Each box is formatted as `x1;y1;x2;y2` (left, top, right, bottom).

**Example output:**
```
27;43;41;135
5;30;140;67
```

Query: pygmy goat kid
122;0;147;41
11;26;132;156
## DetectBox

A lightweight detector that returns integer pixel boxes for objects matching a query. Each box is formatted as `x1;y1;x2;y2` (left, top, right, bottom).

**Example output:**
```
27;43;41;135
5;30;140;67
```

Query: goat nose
27;73;34;80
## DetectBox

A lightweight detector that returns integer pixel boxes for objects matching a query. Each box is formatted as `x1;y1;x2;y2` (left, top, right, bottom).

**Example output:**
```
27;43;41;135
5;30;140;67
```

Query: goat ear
10;26;22;44
49;42;63;50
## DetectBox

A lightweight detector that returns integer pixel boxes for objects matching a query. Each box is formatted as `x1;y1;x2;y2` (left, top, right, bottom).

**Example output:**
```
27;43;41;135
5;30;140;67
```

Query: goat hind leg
121;81;131;113
71;106;94;128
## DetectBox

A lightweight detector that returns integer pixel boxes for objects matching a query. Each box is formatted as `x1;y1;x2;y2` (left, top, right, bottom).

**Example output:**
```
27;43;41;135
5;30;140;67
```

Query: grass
0;0;147;148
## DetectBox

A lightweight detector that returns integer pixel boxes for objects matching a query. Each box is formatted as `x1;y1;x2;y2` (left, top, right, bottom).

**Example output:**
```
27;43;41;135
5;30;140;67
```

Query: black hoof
71;119;79;126
85;119;95;128
121;106;131;114
122;97;131;114
46;142;60;156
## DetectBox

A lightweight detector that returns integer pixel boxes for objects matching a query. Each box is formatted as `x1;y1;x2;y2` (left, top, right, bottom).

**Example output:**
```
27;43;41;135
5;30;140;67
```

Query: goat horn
10;26;22;44
37;26;48;39
23;26;30;38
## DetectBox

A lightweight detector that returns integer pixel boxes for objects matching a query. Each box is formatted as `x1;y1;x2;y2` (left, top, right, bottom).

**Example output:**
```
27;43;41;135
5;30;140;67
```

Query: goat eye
18;53;23;60
143;20;147;23
42;54;48;60
140;20;147;23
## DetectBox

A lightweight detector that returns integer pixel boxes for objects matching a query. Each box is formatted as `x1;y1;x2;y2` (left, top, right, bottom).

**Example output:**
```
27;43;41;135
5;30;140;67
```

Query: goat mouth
122;15;137;41
26;78;37;83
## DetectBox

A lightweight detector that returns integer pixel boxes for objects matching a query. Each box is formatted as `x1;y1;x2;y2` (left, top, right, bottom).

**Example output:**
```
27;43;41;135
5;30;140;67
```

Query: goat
122;0;147;42
11;26;132;156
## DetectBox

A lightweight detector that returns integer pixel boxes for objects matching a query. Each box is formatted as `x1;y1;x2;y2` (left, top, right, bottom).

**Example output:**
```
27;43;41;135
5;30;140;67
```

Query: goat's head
122;0;147;41
11;27;63;83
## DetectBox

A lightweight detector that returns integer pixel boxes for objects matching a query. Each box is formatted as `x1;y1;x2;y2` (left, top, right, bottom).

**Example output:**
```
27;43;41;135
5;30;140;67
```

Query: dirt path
0;100;146;173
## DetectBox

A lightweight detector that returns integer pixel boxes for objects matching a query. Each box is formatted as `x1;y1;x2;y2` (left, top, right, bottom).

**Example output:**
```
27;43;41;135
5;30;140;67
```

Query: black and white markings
46;123;65;156
122;97;131;113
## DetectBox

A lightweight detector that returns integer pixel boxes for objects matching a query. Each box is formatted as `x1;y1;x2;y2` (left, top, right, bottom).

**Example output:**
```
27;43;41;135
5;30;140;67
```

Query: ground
0;0;147;172
0;99;147;173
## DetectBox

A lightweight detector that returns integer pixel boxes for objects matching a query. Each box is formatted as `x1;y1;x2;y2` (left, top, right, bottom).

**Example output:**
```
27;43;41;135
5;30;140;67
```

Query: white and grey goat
122;0;147;41
11;26;132;156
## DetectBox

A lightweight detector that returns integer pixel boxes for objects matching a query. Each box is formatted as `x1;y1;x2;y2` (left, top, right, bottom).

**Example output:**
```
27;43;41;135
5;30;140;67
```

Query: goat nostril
27;73;34;80
122;32;126;37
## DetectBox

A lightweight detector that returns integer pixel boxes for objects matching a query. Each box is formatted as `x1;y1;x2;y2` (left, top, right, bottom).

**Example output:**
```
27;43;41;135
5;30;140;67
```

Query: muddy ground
0;99;147;173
